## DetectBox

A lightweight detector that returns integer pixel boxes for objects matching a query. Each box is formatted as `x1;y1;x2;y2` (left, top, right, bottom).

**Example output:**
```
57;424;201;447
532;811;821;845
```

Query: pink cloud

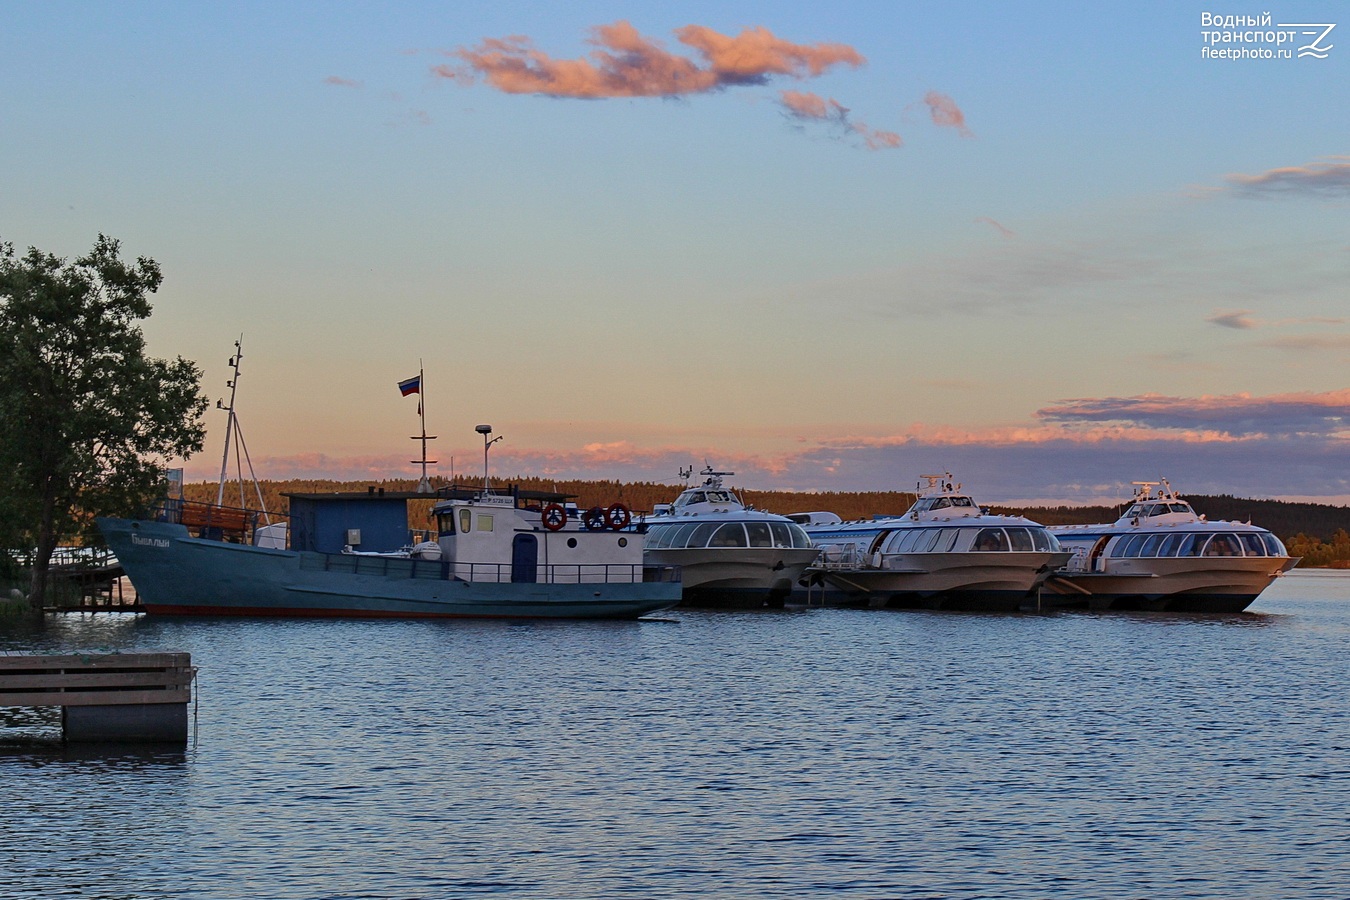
923;91;972;137
779;89;901;150
323;75;362;88
1224;158;1350;197
779;89;847;121
443;21;865;99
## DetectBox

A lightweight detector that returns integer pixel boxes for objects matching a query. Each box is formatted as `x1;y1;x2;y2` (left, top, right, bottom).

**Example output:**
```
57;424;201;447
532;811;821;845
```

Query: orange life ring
583;506;607;531
541;503;568;531
604;502;631;531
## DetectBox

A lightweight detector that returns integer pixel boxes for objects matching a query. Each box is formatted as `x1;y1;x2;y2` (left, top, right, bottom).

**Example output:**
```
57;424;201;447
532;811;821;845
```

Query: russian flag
398;375;420;396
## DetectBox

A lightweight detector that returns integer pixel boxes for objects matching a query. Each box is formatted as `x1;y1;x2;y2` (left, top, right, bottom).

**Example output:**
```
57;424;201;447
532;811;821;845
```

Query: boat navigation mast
214;336;270;521
409;360;438;493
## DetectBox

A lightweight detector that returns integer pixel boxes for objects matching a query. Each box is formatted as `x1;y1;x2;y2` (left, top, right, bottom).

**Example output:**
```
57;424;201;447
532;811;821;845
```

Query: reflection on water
1;571;1347;899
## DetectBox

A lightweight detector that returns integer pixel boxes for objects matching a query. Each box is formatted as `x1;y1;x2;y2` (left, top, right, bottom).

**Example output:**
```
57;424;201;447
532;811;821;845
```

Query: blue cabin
285;489;423;554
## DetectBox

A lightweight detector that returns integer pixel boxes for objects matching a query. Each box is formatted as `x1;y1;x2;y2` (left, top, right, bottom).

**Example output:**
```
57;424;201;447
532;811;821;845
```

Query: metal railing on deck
298;553;679;586
153;499;281;543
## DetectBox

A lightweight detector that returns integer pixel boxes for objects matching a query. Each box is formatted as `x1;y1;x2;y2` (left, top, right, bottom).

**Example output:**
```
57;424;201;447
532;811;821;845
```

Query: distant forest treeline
184;479;1350;567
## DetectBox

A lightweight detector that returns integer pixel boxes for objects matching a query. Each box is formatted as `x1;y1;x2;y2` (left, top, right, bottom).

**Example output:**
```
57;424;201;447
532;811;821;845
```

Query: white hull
1042;555;1297;612
801;550;1071;611
643;546;820;606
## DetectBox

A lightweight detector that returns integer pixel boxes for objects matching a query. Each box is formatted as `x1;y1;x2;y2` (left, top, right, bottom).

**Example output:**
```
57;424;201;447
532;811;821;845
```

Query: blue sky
3;2;1347;504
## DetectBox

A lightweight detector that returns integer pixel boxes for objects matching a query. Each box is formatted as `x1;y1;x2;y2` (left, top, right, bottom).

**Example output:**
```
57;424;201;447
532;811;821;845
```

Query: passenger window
913;529;941;552
934;529;960;552
1115;535;1144;557
1006;527;1034;552
891;529;922;553
1261;533;1287;556
746;522;773;547
459;509;472;534
786;524;811;548
710;523;747;547
1176;534;1205;556
669;523;698;548
687;523;719;547
768;522;791;547
477;515;493;532
1139;534;1165;557
1157;534;1184;557
974;528;1009;552
1030;528;1055;552
1239;534;1266;556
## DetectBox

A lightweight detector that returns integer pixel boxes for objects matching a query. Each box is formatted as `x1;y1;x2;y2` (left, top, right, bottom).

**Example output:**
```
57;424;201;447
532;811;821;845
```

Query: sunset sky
4;2;1348;505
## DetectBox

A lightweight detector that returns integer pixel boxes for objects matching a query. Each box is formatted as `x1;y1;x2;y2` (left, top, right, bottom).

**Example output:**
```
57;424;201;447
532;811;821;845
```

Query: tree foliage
0;235;208;608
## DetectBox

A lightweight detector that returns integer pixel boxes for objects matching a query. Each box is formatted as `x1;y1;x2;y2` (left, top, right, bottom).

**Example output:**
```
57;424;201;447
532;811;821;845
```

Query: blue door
511;534;538;583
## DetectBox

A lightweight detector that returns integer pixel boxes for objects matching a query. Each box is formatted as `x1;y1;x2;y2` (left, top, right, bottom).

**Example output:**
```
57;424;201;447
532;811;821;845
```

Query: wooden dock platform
0;652;193;743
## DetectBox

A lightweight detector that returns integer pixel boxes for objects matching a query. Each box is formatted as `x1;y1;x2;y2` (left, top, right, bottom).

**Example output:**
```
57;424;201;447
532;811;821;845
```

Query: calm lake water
2;570;1347;899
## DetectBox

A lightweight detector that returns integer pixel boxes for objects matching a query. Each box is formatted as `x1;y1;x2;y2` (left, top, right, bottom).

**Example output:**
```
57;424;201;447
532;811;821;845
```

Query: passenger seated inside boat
975;529;1009;552
1205;534;1241;556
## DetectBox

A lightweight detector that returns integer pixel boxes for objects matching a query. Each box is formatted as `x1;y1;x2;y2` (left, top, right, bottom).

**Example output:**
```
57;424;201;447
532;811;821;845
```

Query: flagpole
409;359;437;493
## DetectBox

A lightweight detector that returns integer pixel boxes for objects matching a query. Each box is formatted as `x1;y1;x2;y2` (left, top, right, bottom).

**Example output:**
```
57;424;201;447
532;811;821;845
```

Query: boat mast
215;337;243;506
213;337;271;522
410;360;438;493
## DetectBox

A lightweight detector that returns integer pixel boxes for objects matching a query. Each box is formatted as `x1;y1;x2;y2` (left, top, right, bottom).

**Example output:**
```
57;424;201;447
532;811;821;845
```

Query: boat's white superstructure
793;474;1071;611
642;466;819;607
1042;479;1297;612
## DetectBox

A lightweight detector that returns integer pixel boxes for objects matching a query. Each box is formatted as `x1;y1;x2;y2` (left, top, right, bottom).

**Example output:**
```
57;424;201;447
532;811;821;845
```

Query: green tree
0;235;207;610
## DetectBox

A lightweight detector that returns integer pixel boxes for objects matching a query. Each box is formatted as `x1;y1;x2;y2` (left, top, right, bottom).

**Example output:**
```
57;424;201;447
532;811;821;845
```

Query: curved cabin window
790;524;812;548
1203;534;1242;556
1239;533;1266;556
912;529;942;552
973;528;1009;552
1157;533;1185;557
663;524;689;547
767;522;790;548
1261;533;1287;557
710;523;748;547
686;523;719;548
1175;533;1205;556
1115;535;1146;558
1139;534;1166;557
1005;527;1034;552
887;530;920;553
1030;528;1058;552
745;522;773;548
933;528;961;552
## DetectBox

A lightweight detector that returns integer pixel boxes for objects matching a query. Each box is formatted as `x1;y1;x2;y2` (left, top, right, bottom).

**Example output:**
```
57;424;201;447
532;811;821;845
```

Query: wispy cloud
1254;334;1350;352
1206;309;1258;329
1207;308;1347;331
439;21;864;98
778;90;901;150
1222;157;1350;198
323;75;362;88
923;91;972;137
1036;389;1350;436
974;216;1014;238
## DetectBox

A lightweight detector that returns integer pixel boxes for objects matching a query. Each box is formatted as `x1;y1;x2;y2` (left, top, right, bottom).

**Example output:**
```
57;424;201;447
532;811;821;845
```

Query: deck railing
298;552;678;585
